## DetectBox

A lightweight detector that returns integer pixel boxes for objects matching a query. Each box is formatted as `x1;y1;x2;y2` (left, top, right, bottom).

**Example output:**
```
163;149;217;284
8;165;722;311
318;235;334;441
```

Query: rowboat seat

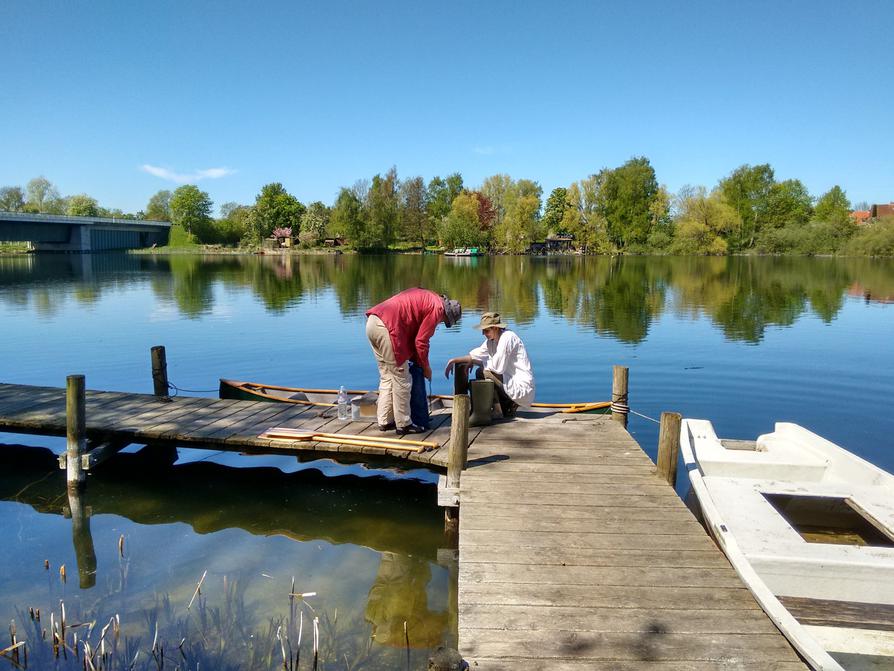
287;392;309;401
685;419;828;481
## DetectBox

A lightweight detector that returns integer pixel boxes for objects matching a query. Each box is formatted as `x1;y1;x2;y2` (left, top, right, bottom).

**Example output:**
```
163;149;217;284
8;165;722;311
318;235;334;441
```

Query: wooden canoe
218;379;610;414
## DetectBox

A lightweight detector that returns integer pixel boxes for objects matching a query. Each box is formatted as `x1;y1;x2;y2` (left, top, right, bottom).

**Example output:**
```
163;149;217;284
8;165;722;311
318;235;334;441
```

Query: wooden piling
657;411;683;487
454;362;470;395
151;345;169;397
611;365;629;429
444;394;470;533
65;375;86;488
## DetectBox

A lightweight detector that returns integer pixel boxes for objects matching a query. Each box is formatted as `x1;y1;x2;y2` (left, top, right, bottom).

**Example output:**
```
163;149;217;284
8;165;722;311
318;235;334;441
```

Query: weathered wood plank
779;595;894;632
459;630;801;663
460;604;782;634
199;403;303;442
465;659;806;670
461;503;696;522
459;490;681;506
459;564;745;589
460;546;730;569
460;515;707;535
458;583;762;610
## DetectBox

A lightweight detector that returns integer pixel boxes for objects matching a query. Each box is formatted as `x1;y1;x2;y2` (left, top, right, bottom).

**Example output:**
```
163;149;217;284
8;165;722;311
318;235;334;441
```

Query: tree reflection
1;253;892;343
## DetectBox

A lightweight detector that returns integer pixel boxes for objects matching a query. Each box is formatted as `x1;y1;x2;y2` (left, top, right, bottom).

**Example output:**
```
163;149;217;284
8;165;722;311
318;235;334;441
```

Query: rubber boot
469;380;494;427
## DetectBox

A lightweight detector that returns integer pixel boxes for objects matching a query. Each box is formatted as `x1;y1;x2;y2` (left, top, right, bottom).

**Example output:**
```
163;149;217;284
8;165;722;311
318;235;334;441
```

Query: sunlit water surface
1;252;893;668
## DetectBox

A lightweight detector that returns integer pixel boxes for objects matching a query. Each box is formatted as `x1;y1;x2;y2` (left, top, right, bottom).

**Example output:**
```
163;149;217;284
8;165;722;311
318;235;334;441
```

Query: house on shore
530;233;575;255
851;209;871;224
870;203;894;219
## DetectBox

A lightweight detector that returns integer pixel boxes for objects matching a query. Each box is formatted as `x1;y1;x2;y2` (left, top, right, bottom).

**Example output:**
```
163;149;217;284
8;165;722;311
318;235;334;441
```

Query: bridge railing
0;211;171;228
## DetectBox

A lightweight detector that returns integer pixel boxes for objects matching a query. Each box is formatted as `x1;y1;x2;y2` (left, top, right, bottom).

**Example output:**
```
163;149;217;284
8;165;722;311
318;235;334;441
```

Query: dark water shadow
0;443;444;560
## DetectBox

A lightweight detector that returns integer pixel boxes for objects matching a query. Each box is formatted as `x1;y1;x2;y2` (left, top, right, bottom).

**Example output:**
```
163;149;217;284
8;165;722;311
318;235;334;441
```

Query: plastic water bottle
337;386;349;420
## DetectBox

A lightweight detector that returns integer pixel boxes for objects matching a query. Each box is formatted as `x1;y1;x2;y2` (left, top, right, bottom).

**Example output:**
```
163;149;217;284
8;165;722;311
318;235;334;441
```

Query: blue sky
1;0;892;214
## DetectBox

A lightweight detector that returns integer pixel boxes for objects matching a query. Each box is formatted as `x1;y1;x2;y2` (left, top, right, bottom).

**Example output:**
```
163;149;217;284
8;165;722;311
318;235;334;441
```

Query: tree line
2;160;892;256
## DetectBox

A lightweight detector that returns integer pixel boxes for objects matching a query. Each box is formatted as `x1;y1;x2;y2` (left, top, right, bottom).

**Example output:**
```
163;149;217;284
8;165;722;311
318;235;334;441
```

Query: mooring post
453;362;470;395
151;345;169;397
657;411;683;487
611;364;629;429
444;394;471;535
66;374;86;488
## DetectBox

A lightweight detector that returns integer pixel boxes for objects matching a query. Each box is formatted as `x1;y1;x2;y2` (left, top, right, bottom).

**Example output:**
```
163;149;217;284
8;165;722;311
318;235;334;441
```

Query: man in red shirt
366;288;461;434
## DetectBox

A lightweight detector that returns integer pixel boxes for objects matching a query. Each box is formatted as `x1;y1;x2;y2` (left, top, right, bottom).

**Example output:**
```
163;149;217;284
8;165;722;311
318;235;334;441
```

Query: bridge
0;211;170;252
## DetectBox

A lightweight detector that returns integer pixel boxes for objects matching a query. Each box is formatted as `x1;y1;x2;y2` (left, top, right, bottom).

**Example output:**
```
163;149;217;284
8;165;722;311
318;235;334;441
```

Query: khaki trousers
366;315;412;427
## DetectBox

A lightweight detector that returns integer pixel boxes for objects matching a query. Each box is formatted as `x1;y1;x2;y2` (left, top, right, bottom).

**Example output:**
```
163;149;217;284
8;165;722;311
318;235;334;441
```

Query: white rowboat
681;420;894;671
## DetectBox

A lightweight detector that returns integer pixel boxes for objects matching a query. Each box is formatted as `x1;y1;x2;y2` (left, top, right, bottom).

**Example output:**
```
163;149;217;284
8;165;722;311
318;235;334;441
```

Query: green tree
170;185;213;239
25;176;63;213
439;191;482;249
718;163;775;249
481;174;543;240
364;168;399;249
218;204;253;245
596;157;660;248
300;201;330;243
480;174;512;229
0;186;25;212
399;176;429;245
764;179;813;229
251;183;304;241
330;187;364;242
814;186;851;225
145;190;172;221
66;194;99;217
427;173;463;228
542;187;568;235
495;194;540;253
671;187;741;255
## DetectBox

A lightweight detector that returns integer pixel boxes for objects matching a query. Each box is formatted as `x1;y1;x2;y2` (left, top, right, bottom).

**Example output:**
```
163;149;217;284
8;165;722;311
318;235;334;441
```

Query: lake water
1;252;893;668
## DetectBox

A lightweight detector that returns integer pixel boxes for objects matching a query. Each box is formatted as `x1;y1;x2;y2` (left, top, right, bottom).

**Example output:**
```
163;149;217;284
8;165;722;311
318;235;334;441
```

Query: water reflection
1;253;893;343
0;443;452;669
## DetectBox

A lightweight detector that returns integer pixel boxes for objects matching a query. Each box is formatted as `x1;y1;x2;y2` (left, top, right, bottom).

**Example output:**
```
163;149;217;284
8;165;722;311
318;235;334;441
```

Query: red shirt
366;288;444;369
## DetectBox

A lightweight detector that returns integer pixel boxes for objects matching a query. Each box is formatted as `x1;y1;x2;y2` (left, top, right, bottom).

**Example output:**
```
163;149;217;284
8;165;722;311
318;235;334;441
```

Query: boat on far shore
681;419;894;671
443;247;484;257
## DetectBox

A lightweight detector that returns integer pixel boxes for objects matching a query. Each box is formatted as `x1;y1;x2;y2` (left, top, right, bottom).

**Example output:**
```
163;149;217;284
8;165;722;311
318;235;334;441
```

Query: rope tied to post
166;381;219;395
610;400;629;416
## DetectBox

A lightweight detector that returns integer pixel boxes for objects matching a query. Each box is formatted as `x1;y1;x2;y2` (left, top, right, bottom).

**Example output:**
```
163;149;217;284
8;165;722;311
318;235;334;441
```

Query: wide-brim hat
442;297;462;327
473;312;508;330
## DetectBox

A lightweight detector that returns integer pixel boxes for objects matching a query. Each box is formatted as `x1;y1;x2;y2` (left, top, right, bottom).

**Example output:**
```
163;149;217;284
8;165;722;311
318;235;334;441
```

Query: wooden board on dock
457;413;807;670
0;383;455;469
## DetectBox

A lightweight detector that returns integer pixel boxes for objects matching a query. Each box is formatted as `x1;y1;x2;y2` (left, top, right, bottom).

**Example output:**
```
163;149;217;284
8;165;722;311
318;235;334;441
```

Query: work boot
469;380;494;427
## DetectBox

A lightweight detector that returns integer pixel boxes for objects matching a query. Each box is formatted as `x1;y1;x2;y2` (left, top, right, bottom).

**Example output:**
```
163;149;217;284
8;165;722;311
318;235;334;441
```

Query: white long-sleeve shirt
469;330;535;407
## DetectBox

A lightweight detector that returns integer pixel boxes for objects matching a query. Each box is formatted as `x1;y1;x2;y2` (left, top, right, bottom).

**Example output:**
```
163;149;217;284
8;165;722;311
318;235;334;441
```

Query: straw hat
472;312;508;330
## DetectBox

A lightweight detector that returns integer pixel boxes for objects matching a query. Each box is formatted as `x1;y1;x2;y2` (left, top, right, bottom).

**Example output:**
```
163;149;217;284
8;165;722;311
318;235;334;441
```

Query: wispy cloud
140;164;236;184
473;144;512;156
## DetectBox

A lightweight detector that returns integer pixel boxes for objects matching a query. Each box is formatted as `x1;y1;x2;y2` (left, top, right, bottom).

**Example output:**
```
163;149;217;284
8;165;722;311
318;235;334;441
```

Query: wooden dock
0;382;470;469
456;413;806;670
0;380;806;668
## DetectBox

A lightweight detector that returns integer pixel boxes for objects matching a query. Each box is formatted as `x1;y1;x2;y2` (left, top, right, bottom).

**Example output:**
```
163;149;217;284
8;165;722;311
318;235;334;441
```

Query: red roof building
851;210;871;224
870;203;894;219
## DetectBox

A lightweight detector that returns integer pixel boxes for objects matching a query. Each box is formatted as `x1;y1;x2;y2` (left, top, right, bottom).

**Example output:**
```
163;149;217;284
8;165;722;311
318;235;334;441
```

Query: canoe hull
219;379;611;414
